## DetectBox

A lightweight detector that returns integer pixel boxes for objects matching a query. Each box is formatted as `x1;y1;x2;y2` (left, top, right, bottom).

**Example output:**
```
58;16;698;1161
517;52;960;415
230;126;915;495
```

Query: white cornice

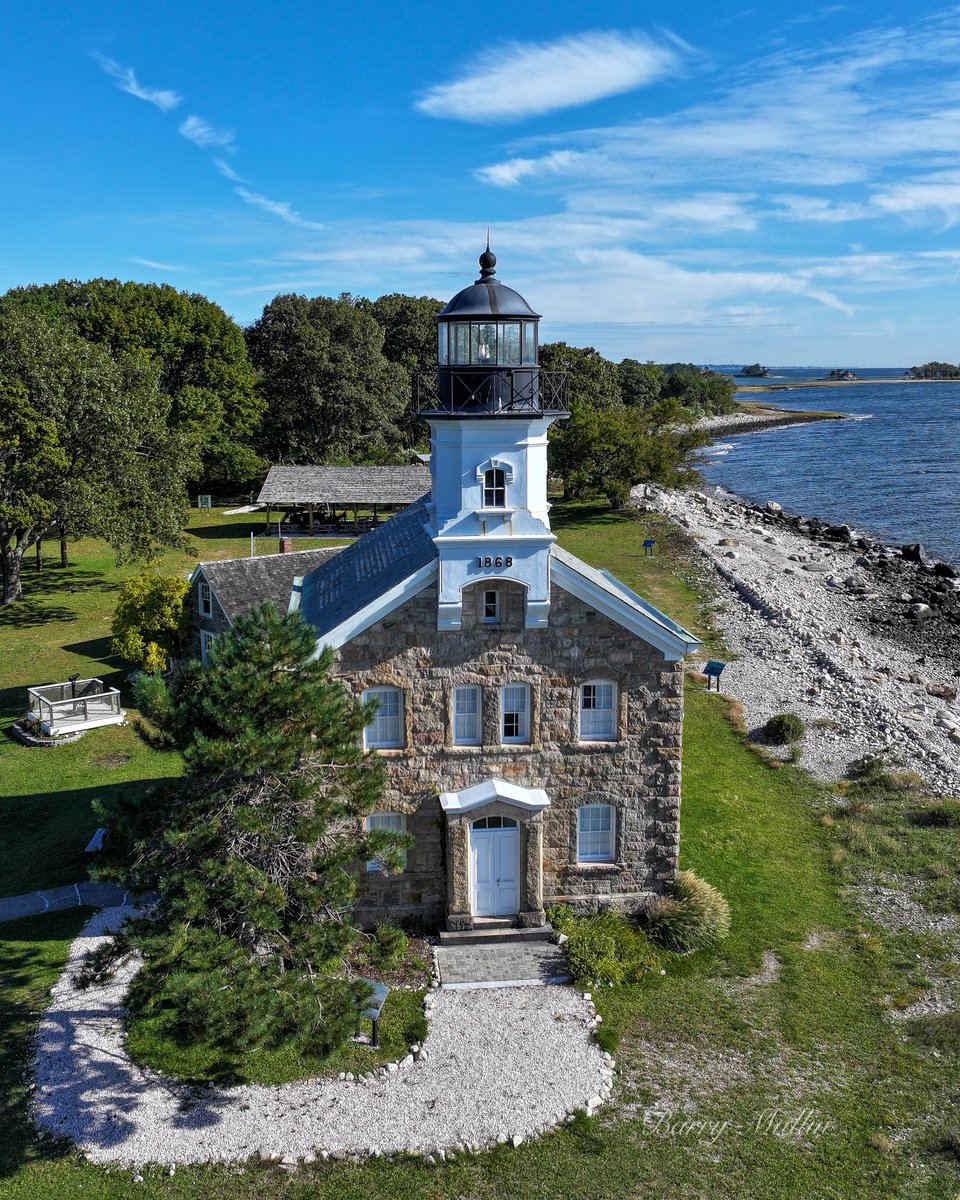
440;777;550;815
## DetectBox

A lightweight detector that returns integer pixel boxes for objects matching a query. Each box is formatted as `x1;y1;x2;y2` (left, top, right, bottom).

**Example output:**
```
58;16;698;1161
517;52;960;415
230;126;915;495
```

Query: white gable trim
439;778;549;815
188;565;234;628
550;556;700;661
313;560;438;653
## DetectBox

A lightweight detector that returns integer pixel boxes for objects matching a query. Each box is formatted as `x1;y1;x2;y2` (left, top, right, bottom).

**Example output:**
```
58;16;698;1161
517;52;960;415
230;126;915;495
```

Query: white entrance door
470;817;519;917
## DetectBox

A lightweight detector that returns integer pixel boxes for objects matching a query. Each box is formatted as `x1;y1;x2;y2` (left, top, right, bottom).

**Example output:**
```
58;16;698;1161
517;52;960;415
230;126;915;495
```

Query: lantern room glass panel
500;322;521;365
472;322;497;363
522;321;536;364
450;323;471;365
437;324;447;365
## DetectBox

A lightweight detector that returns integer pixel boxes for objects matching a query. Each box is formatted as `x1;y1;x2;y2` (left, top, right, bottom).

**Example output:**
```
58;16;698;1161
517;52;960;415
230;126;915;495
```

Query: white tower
419;245;568;630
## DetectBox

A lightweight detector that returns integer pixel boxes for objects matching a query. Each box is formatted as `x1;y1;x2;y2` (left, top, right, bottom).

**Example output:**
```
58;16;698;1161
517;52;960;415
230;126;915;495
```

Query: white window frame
452;684;482;746
482;589;500;624
199;629;216;663
198;580;212;617
366;811;407;872
482;467;506;509
362;686;404;749
579;680;618;742
577;804;615;863
500;683;530;745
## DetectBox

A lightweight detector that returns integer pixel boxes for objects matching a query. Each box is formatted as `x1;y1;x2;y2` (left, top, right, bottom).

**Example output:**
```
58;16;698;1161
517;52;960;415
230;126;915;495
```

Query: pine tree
95;603;409;1060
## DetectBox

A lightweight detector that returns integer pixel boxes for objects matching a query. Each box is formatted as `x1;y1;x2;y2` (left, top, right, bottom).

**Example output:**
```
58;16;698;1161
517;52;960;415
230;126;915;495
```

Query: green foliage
645;869;732;951
540;341;621;409
110;573;189;671
764;711;806;744
246;293;409;465
367;922;409;970
740;362;769;378
909;361;960;379
131;670;175;727
661;363;737;415
564;910;662;986
545;902;575;932
617;358;664;408
0;304;190;603
95;602;408;1062
594;1022;620;1054
6;279;264;484
909;798;960;828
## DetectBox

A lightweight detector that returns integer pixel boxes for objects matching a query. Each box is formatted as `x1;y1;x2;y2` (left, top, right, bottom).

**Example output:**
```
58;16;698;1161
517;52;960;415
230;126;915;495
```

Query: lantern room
417;243;566;418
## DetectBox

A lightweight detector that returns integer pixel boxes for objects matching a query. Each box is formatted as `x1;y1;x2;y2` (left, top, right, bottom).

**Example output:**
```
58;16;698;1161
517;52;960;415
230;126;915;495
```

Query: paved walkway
436;942;572;989
34;905;610;1165
0;881;128;924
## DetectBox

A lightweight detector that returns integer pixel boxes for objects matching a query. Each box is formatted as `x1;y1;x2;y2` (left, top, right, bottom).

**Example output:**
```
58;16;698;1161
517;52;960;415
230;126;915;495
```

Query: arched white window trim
362;686;404;749
577;804;616;863
579;680;618;742
475;457;515;485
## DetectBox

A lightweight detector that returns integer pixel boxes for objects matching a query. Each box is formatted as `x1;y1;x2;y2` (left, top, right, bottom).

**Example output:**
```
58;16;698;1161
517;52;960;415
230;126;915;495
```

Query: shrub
545;902;575;934
565;910;661;987
111;572;189;672
645;870;731;951
132;671;173;725
594;1023;620;1054
763;712;805;745
368;923;408;970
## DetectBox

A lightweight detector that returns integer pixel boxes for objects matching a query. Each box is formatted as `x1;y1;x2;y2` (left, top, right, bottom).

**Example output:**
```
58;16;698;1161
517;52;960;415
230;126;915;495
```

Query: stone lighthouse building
188;247;701;931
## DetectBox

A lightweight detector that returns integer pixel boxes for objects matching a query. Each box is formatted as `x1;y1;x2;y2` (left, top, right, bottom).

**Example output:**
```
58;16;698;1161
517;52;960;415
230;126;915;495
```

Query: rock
910;603;932;619
765;501;782;514
718;537;738;546
927;683;958;701
723;550;739;559
933;561;958;579
512;1135;524;1148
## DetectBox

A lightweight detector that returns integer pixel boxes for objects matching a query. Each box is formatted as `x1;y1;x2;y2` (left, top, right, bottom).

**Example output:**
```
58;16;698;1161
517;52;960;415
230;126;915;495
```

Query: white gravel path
641;485;960;791
34;906;610;1166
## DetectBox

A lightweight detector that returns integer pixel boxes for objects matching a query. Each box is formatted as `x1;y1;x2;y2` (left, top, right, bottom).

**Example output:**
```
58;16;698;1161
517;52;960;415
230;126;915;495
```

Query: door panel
470;828;519;916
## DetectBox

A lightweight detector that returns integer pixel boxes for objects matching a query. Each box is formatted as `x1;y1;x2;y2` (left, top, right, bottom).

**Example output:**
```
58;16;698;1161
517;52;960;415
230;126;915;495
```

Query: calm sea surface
696;369;960;567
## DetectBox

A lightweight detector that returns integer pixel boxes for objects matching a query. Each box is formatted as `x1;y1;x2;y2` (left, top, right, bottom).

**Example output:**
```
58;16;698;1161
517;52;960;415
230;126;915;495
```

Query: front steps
438;919;554;947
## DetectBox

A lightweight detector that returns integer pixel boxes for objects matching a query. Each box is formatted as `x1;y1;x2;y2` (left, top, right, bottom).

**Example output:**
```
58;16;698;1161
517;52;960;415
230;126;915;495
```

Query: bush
368;923;408;970
132;671;173;725
545;902;575;934
565;910;661;987
645;870;731;952
763;712;805;745
111;573;189;671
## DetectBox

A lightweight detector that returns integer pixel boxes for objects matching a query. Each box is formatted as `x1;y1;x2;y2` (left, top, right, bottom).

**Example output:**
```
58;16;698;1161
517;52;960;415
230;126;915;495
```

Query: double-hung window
577;804;615;862
362;686;404;749
483;467;506;508
482;590;500;624
452;685;481;745
579;681;617;741
366;812;407;871
198;581;212;617
501;683;530;744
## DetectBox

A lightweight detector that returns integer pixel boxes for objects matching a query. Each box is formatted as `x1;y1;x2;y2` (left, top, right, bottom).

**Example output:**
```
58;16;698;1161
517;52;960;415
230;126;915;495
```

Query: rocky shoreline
695;409;845;438
637;484;960;792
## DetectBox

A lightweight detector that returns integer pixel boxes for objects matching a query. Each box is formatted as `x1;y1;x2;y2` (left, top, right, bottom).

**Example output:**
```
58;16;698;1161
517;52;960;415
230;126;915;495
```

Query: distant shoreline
736;377;960;392
697;404;846;439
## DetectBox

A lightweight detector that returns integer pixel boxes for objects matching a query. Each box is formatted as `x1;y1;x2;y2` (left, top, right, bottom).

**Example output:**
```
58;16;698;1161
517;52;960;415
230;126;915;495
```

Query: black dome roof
438;246;541;320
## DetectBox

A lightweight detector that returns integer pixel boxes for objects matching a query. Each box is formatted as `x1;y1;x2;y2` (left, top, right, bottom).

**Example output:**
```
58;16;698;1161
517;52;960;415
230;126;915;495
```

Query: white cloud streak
214;158;250;183
416;31;682;123
93;53;181;111
179;115;235;148
234;187;325;230
129;257;187;272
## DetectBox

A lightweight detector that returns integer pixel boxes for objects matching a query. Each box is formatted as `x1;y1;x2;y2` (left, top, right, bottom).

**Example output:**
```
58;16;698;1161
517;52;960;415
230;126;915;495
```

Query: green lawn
0;512;350;897
0;505;957;1198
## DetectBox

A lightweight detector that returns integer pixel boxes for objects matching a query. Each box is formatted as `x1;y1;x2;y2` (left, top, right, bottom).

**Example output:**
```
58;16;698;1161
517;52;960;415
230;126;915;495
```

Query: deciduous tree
110;573;190;672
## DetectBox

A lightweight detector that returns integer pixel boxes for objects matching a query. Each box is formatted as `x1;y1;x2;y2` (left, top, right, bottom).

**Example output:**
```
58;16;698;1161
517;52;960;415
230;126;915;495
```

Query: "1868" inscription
475;556;514;569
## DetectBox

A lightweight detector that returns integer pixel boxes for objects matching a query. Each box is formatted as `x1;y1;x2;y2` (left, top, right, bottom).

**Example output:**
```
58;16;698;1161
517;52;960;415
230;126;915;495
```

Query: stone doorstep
441;973;573;991
437;923;554;947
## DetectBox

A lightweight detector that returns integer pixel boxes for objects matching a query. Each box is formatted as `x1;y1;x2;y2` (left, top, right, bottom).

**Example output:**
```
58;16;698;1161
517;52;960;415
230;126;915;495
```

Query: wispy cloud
214;158;250;183
416;31;683;123
179;115;235;149
129;257;187;272
234;187;325;230
93;53;181;112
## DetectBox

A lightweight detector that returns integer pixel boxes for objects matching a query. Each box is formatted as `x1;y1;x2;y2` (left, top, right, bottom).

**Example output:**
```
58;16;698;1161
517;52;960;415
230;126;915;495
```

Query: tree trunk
60;523;68;568
1;541;23;603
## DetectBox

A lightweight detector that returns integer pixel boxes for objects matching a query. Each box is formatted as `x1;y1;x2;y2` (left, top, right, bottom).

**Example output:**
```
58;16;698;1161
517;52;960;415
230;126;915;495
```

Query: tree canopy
95;604;406;1061
0;306;190;603
908;361;960;379
540;342;621;410
4;279;263;484
246;294;410;464
110;573;189;673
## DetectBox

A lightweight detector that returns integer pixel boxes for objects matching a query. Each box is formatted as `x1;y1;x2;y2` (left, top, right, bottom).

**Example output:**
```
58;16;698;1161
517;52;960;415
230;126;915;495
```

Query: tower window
483;467;506;508
483;590;500;624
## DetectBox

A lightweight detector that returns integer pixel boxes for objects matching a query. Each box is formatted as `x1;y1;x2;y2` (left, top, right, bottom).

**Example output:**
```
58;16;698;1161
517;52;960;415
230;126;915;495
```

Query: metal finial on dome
478;230;497;280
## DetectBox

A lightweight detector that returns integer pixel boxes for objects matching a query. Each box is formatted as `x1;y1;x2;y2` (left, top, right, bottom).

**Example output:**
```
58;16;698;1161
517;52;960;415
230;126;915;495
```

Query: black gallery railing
414;369;567;417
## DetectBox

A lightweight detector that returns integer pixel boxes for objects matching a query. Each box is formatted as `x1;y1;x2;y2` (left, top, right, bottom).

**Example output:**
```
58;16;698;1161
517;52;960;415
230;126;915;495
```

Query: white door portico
440;778;549;930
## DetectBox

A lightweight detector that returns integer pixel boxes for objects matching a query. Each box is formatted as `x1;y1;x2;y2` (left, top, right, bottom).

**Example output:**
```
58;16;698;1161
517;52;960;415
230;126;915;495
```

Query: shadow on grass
187;521;261;541
0;908;92;1179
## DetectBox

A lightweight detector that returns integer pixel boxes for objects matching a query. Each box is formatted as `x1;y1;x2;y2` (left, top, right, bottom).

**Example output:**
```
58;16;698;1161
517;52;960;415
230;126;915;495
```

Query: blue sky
6;0;960;364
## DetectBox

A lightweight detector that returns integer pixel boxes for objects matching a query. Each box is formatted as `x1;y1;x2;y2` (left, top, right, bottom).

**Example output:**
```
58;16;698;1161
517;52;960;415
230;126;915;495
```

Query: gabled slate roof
257;465;431;506
549;544;701;659
196;547;343;621
298;495;437;641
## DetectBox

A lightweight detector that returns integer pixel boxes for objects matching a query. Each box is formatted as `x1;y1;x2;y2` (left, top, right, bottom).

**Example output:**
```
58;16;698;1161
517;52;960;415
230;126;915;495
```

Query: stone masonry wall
183;575;232;660
337;578;684;927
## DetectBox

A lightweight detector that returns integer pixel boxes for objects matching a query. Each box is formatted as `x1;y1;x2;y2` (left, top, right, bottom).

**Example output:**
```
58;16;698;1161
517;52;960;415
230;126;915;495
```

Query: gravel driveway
34;906;609;1165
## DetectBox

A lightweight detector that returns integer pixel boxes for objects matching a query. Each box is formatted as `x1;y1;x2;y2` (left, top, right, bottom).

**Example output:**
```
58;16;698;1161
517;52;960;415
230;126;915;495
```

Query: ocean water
696;369;960;567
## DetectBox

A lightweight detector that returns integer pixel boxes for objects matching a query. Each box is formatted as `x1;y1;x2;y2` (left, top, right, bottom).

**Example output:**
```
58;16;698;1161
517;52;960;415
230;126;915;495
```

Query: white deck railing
26;679;125;735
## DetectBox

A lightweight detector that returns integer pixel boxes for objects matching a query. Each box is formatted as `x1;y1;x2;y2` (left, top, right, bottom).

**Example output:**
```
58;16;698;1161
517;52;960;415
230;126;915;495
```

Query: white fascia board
551;558;700;661
314;561;437;654
433;532;556;545
440;777;550;815
190;565;235;628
